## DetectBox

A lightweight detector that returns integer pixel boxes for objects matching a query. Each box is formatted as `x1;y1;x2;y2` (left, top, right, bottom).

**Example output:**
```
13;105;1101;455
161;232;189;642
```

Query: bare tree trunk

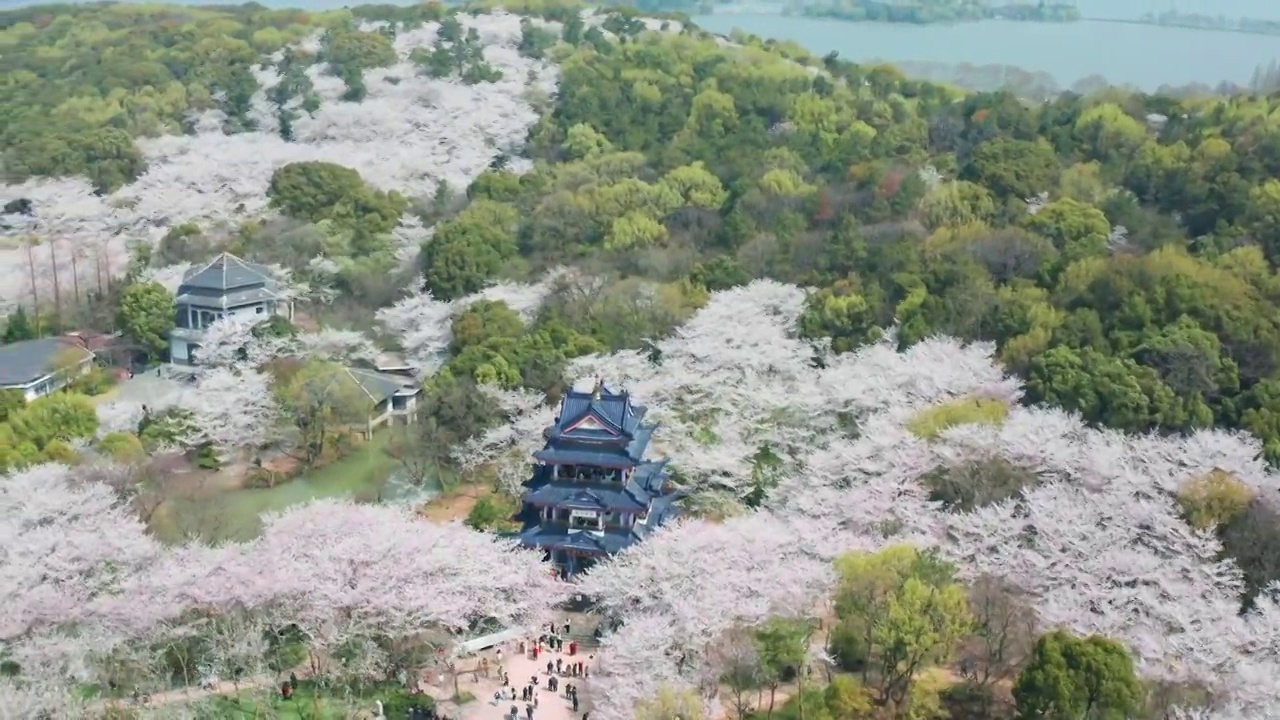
797;670;805;720
96;249;105;296
71;249;81;306
48;236;62;322
25;239;40;330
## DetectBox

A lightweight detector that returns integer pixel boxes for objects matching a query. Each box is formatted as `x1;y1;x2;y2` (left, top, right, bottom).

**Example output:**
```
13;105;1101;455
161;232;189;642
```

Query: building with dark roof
0;337;95;401
341;366;422;439
169;253;294;364
516;378;682;576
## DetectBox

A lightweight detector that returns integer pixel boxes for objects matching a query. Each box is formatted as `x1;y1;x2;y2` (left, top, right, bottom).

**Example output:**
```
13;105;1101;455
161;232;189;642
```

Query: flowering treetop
453;280;1280;717
1;463;566;685
579;513;835;720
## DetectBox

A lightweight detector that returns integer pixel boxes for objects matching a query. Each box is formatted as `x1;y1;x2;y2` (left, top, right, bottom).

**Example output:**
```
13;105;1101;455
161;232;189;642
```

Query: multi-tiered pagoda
517;378;681;576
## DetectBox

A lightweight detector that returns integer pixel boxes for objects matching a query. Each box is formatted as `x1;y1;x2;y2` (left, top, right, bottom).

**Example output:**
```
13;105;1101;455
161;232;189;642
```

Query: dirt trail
88;678;274;713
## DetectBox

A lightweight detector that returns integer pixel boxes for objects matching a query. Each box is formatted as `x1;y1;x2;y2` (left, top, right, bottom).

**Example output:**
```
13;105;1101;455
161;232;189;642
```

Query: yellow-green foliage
97;431;147;463
906;396;1010;440
1177;470;1254;530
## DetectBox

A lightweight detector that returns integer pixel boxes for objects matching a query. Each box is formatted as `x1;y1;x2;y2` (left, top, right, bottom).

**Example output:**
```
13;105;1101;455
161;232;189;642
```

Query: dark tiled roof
344;367;419;404
0;338;93;386
533;446;640;468
551;382;649;443
181;253;279;292
518;526;642;555
525;483;648;512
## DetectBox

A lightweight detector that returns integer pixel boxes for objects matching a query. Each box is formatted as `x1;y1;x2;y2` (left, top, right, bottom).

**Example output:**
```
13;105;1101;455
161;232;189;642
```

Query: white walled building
169;253;293;365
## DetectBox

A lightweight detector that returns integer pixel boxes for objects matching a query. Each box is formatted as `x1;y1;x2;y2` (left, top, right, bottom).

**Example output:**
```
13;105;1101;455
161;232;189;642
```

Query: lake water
692;12;1280;90
3;0;1277;89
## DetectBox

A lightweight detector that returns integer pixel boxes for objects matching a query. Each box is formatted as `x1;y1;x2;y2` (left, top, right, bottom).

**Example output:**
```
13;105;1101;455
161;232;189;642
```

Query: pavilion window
569;510;602;530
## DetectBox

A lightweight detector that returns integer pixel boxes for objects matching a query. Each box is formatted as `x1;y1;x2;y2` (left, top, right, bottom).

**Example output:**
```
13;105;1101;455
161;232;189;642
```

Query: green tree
278;361;372;464
0;390;25;423
3;306;36;343
323;28;398;73
116;281;177;358
1022;198;1110;262
96;431;147;463
964;137;1059;199
799;281;883;353
870;576;973;707
7;393;98;452
1025;346;1187;432
451;300;525;352
755;617;813;720
832;545;969;708
421;200;520;299
465;494;519;532
636;686;707;720
267;161;407;235
1013;630;1143;720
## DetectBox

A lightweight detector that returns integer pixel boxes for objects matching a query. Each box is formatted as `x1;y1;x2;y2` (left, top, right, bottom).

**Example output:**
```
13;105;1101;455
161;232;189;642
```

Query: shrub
69;367;117;396
41;439;79;464
921;456;1039;512
906;396;1009;440
1177;470;1253;530
194;444;221;470
96;431;146;463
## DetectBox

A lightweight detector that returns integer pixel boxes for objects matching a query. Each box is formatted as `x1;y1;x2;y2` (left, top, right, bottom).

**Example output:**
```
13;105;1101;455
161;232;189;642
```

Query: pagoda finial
592;375;605;400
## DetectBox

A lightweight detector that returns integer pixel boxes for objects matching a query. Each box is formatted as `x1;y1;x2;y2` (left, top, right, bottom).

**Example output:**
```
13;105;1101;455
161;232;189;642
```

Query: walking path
86;678;274;713
86;620;598;717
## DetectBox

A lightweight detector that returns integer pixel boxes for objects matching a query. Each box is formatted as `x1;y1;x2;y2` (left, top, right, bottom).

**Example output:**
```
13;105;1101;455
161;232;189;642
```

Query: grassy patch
152;433;400;543
200;680;428;718
906;396;1009;440
203;683;354;719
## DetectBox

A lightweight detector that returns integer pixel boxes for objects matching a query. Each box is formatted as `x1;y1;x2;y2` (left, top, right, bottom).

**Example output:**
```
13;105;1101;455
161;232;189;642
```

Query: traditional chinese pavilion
516;378;681;576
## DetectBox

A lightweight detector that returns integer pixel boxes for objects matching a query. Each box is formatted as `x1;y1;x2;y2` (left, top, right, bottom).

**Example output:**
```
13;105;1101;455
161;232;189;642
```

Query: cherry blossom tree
0;12;559;312
465;279;1019;511
375;282;456;373
0;677;87;719
15;275;1280;716
448;280;1280;718
454;384;551;495
0;463;164;680
579;514;834;720
376;270;564;373
180;366;284;451
102;500;570;687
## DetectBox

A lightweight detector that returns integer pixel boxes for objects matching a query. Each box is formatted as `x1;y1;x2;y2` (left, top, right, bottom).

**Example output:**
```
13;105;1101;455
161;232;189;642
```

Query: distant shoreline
705;6;1280;39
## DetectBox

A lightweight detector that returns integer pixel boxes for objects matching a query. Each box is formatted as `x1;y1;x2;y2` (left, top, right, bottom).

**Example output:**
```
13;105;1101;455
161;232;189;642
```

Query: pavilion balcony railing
555;466;624;484
540;517;629;532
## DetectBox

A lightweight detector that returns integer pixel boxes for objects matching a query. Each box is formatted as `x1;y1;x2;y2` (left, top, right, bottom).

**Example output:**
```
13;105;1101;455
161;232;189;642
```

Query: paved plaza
455;633;594;720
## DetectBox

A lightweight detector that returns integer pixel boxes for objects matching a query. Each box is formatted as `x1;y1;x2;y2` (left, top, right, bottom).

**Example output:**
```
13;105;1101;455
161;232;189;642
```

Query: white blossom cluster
460;280;1280;719
375;268;567;372
0;11;559;313
0;463;567;695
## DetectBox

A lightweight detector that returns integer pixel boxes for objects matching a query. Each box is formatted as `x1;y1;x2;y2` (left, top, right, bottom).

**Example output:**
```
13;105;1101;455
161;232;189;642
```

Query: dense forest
5;0;1280;523
4;0;1280;716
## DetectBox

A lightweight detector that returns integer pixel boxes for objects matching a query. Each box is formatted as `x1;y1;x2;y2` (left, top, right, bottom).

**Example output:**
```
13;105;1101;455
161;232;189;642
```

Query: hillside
3;1;1280;717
